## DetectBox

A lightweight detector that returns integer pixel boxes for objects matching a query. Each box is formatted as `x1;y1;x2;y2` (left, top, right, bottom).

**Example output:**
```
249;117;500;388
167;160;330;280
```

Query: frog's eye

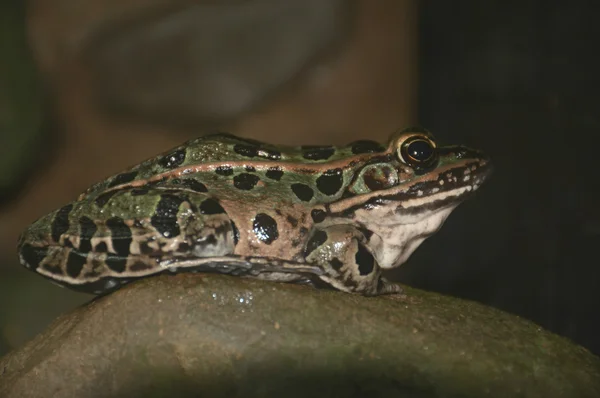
398;135;438;169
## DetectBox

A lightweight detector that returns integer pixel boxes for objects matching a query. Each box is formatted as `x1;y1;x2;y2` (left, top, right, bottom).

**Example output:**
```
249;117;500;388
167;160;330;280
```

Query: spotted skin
18;128;492;295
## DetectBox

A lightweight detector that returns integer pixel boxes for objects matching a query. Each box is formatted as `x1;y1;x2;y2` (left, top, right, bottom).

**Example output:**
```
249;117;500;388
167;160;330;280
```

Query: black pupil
407;140;434;162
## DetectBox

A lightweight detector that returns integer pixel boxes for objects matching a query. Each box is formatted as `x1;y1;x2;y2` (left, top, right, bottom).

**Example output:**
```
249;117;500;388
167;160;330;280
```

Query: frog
17;127;491;296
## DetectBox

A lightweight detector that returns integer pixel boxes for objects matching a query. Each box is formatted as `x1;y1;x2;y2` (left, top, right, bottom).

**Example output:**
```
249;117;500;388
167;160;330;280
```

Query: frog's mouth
389;160;492;216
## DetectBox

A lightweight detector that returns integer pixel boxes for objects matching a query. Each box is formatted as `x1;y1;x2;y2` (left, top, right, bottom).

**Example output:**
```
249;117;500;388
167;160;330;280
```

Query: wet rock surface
1;273;599;398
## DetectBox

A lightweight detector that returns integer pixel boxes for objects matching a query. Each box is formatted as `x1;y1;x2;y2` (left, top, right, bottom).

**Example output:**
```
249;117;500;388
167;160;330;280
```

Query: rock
0;0;43;202
1;273;598;397
28;0;351;125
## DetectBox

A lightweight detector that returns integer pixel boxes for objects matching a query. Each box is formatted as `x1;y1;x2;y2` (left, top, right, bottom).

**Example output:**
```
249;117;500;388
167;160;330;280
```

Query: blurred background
0;0;598;359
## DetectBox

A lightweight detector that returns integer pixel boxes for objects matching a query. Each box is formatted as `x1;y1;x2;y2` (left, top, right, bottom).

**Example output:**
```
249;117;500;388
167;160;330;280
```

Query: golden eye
398;135;438;169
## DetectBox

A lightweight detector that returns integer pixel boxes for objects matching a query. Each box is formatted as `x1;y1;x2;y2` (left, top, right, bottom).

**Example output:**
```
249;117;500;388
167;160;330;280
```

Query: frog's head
328;127;492;269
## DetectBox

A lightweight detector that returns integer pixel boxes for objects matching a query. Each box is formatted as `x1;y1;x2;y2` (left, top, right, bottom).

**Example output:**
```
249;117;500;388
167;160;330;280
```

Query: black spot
233;144;259;158
234;173;260;190
329;258;343;271
350;140;385;154
291;183;314;202
139;242;155;255
179;179;208;192
310;209;327;223
108;171;138;187
316;168;344;196
253;213;279;244
78;216;97;253
358;227;374;241
340;190;355;199
177;242;191;252
230;221;240;245
66;251;87;278
341;208;355;218
304;230;328;257
94;241;108;252
301;146;335;161
130;261;153;271
95;190;118;207
245;165;256;172
150;194;185;238
19;244;48;270
51;204;73;243
265;167;284;181
258;149;281;160
261;149;282;161
286;215;298;227
205;234;217;245
200;198;226;215
215;166;234;176
131;187;150;196
106;217;132;256
63;239;74;248
105;254;127;273
355;244;375;275
159;148;186;169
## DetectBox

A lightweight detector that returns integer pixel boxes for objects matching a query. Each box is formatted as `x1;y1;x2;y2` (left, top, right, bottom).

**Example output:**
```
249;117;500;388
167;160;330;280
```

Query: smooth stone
1;273;598;397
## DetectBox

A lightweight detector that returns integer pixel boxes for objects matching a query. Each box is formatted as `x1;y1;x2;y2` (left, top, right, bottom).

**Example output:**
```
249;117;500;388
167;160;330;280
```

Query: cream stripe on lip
394;184;476;211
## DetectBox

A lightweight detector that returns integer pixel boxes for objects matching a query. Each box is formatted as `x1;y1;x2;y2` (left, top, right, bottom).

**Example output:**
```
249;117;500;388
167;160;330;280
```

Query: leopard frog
18;127;491;295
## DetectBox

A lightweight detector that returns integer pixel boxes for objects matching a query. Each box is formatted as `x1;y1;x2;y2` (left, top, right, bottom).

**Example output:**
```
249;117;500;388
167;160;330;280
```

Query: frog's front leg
303;225;403;296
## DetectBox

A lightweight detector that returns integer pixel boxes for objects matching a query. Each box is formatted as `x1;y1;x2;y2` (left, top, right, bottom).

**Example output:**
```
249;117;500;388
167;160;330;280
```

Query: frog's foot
376;277;404;295
303;225;402;296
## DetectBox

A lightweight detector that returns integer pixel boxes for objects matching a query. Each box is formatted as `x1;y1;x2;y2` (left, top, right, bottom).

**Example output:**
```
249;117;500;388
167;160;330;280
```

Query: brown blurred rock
86;1;352;124
26;0;417;144
28;0;353;125
1;274;599;397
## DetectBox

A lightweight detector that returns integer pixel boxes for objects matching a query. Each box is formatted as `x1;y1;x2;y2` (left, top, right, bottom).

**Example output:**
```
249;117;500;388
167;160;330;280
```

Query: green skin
17;128;492;295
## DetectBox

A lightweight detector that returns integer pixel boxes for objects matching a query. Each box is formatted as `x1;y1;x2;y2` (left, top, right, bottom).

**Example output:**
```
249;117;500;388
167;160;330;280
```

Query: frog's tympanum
18;128;491;295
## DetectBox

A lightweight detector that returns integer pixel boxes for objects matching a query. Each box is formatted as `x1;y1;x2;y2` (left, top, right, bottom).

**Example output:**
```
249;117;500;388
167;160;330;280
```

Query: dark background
0;0;598;360
405;0;600;356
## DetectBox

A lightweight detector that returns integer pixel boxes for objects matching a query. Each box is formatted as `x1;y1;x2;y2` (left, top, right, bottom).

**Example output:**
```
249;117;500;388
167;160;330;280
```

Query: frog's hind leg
303;225;403;296
17;186;240;295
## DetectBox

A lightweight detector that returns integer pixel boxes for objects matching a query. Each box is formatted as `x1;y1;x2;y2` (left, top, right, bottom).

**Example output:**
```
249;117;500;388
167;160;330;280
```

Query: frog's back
81;133;387;199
